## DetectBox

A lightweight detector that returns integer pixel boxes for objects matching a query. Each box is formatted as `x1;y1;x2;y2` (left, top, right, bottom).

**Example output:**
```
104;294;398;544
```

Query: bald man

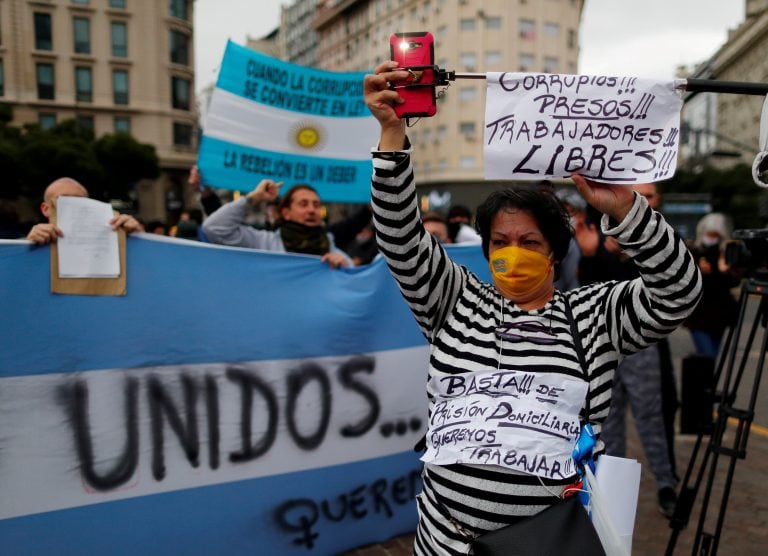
26;177;143;244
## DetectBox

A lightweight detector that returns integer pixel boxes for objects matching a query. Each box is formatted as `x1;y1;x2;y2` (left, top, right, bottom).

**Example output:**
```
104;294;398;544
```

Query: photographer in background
684;213;741;359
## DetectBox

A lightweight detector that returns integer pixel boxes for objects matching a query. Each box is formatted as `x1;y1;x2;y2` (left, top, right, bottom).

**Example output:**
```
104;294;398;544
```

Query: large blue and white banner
0;236;489;555
198;42;377;202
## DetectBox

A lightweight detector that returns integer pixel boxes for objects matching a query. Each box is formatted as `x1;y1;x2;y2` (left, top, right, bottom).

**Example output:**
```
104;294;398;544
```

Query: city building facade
311;0;584;210
681;0;768;170
0;0;197;221
279;0;320;67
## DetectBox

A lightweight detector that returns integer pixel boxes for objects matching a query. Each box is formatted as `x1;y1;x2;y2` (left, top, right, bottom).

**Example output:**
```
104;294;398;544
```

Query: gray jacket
202;198;351;263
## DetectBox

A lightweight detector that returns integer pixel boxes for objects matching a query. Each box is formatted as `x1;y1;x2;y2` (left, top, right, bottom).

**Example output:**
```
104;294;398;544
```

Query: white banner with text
484;72;683;183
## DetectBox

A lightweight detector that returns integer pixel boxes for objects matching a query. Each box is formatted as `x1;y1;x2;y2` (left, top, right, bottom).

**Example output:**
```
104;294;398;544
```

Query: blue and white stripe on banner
0;236;491;555
198;41;377;203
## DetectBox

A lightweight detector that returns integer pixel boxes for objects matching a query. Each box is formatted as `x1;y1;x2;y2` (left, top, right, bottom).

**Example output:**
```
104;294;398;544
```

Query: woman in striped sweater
364;63;702;555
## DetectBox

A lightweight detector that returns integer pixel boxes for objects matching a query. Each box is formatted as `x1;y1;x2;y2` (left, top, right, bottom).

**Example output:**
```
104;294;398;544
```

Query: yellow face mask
489;246;553;298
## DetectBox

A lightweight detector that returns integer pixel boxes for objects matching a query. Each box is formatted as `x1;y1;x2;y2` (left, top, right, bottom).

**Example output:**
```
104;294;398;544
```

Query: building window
73;17;91;54
171;76;191;110
519;19;535;40
460;18;476;31
34;13;53;51
114;116;130;133
39;113;57;130
112;69;129;104
567;29;576;49
110;0;126;8
36;63;55;100
459;52;477;70
460;156;475;169
76;115;94;132
543;56;558;73
173;122;193;146
75;67;93;102
485;16;502;29
111;22;128;57
486;50;502;66
519;53;534;72
459;122;476;136
459;87;477;101
72;0;90;4
0;60;4;96
169;30;190;66
544;22;560;37
169;0;189;20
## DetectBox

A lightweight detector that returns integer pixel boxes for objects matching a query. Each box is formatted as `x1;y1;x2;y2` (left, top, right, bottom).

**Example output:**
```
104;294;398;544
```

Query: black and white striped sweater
371;148;702;555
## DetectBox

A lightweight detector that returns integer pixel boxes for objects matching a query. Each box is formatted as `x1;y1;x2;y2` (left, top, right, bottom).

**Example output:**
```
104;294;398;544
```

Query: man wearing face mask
684;212;740;358
202;179;352;269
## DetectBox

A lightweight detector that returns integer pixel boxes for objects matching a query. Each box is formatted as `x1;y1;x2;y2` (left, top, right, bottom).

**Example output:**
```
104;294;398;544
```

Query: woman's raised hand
364;61;409;150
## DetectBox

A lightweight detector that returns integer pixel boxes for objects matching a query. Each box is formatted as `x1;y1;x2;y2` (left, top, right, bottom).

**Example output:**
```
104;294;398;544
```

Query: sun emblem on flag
291;122;326;151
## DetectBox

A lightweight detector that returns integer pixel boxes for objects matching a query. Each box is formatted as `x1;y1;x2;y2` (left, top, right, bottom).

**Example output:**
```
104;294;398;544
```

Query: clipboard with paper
49;196;127;296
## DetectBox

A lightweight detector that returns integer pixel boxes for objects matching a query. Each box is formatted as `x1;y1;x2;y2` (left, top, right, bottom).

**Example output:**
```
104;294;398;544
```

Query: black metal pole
683;78;768;96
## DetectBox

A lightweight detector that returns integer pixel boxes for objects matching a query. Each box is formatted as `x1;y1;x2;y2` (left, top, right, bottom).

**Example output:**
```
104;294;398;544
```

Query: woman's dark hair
278;184;319;214
475;187;573;278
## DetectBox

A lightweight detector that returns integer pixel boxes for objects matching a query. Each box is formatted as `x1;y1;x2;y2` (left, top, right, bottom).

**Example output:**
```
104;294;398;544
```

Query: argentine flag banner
198;41;377;203
0;236;490;555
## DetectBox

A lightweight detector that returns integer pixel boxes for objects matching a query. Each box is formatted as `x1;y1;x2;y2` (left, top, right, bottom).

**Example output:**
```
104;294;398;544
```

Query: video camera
725;229;768;277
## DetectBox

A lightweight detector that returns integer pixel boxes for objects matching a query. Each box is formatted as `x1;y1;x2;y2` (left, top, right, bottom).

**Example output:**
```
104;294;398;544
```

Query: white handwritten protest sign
484;73;684;184
422;369;588;479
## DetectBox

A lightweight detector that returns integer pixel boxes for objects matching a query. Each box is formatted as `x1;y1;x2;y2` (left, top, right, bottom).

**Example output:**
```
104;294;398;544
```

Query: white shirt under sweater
370;148;702;555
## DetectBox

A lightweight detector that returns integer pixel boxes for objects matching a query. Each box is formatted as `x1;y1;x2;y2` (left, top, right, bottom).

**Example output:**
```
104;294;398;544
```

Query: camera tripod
665;275;768;555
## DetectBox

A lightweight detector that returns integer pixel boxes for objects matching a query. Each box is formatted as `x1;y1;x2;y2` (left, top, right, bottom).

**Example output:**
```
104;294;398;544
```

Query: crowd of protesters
3;160;745;527
8;164;491;267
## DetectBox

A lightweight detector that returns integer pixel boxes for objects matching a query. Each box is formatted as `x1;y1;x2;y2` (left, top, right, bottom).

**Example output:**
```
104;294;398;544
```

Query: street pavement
345;310;768;555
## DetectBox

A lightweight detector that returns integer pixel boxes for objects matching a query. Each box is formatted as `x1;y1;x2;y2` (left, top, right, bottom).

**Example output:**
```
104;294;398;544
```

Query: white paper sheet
484;73;683;183
56;196;120;278
595;455;642;553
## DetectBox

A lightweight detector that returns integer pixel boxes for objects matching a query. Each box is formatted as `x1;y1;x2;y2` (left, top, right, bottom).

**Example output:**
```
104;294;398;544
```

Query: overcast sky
194;0;746;94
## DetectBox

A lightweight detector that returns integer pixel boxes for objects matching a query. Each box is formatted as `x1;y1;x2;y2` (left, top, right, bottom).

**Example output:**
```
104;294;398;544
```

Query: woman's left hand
571;174;637;222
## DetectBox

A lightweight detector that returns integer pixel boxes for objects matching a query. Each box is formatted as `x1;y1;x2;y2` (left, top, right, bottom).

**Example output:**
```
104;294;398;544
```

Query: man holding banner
202;178;352;268
26;177;143;244
364;61;702;554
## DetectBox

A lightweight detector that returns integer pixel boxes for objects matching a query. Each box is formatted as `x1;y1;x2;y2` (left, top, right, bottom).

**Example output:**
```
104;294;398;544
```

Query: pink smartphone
389;32;437;119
